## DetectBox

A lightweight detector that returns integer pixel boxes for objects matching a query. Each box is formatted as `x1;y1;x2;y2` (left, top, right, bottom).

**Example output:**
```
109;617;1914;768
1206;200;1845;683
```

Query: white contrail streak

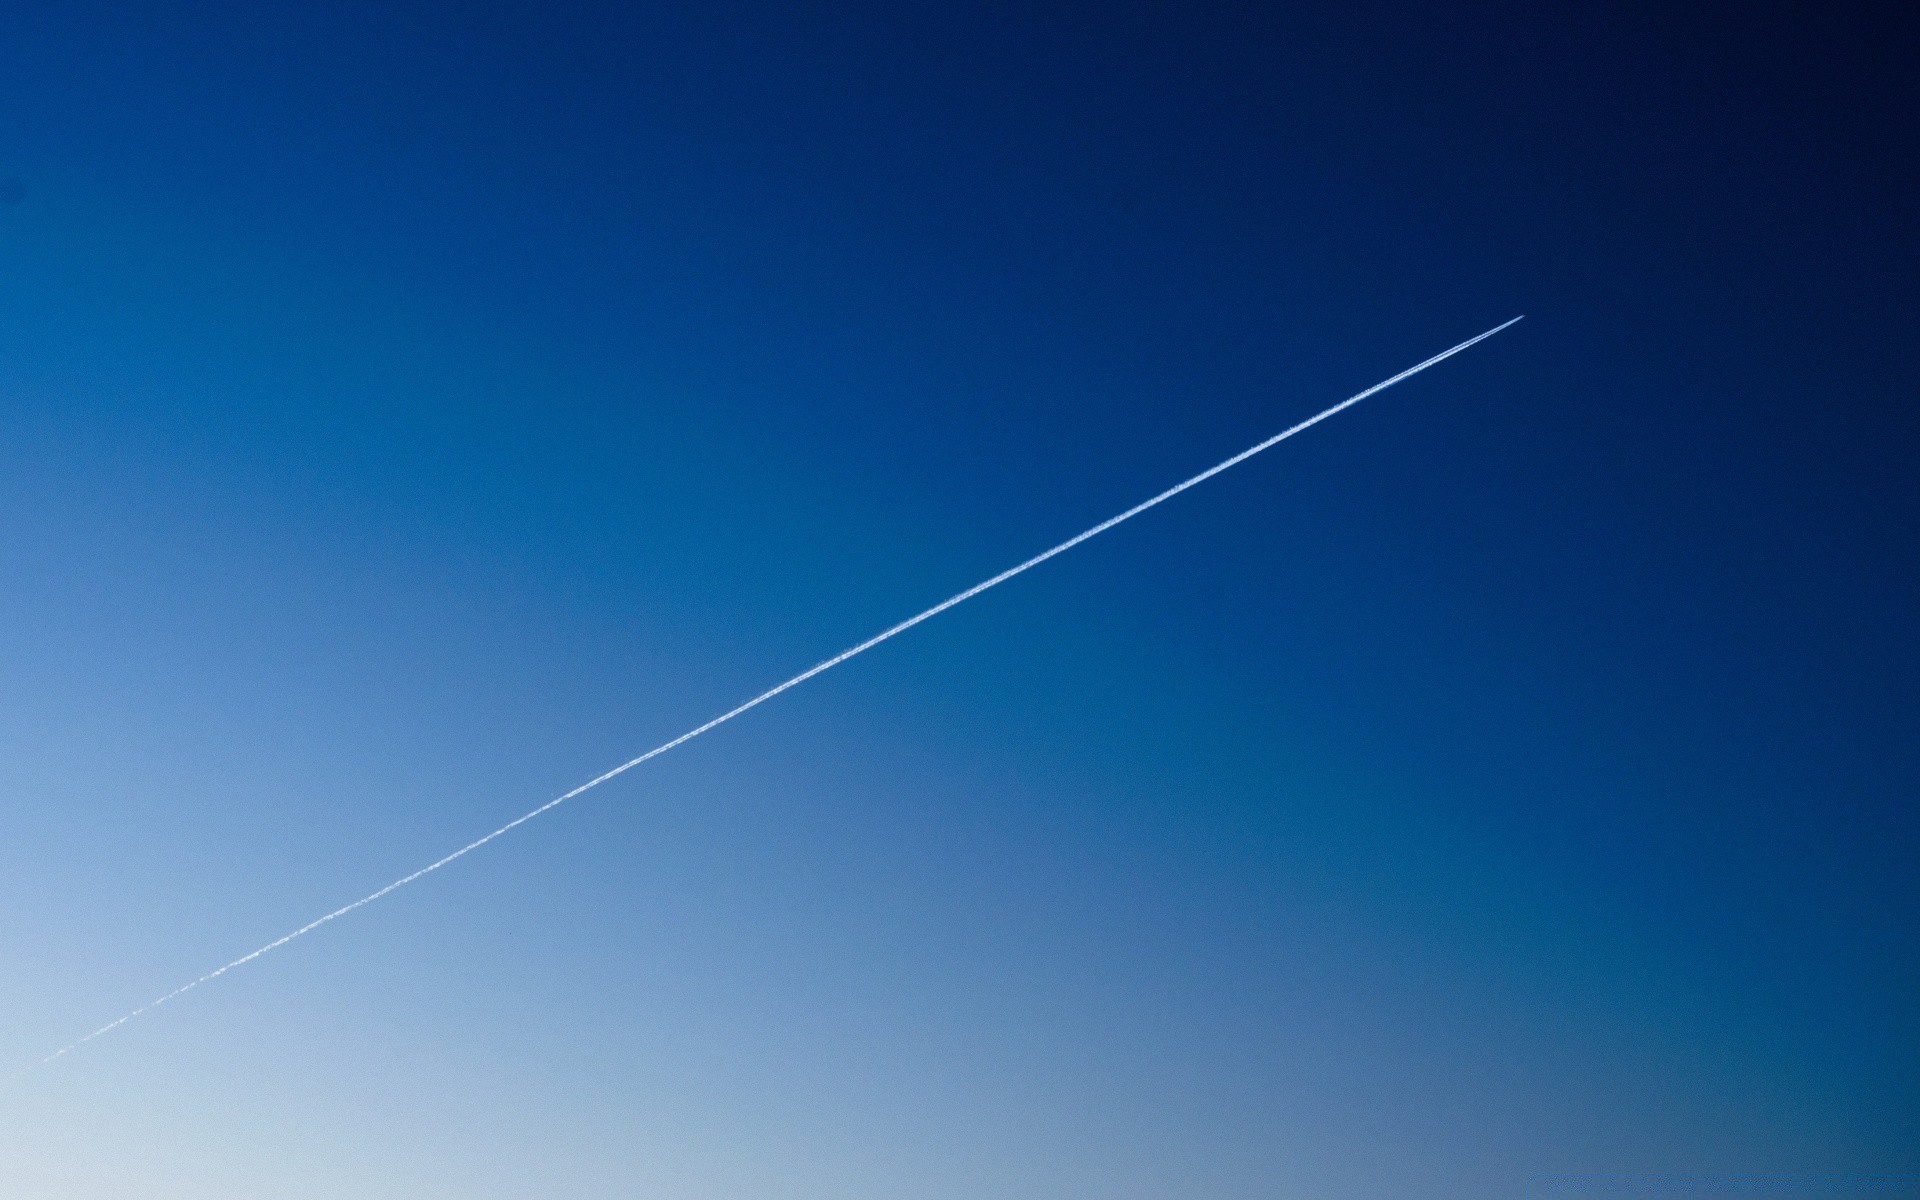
17;316;1521;1080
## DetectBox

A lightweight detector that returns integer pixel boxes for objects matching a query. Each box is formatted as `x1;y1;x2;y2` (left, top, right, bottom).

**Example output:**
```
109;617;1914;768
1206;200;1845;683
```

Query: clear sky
2;2;1914;1197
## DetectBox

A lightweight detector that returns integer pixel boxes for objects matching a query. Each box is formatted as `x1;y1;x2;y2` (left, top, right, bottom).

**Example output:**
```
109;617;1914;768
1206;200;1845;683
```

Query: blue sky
2;2;1915;1196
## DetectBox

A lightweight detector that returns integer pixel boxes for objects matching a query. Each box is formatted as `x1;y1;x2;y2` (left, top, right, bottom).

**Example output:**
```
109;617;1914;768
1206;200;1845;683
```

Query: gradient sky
2;2;1915;1197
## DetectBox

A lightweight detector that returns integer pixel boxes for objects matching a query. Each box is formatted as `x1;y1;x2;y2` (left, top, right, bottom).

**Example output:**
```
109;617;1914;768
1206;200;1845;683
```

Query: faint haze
0;1;1914;1198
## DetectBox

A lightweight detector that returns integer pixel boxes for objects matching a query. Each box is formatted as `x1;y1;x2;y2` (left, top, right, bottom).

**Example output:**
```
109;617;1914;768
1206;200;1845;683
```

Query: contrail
15;316;1521;1080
